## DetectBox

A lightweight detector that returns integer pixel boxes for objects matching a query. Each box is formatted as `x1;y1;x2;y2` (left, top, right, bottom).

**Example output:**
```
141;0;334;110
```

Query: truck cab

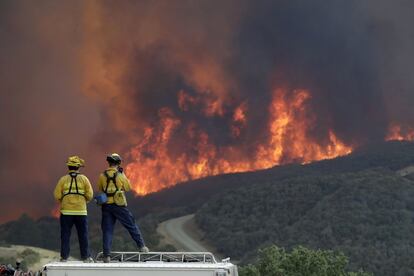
43;252;238;276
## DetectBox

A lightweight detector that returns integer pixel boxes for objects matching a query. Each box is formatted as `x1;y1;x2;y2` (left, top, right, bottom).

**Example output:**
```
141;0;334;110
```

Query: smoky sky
0;1;104;222
233;0;388;145
104;0;413;154
1;0;414;222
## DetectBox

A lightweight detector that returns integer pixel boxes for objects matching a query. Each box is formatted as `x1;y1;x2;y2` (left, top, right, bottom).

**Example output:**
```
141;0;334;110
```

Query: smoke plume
1;0;414;222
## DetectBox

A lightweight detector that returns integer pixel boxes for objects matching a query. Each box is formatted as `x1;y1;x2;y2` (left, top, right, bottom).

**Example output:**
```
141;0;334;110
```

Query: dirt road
157;214;212;252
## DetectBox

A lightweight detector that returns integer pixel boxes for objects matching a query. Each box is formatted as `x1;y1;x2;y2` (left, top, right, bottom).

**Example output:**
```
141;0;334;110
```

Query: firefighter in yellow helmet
54;156;94;262
98;153;148;263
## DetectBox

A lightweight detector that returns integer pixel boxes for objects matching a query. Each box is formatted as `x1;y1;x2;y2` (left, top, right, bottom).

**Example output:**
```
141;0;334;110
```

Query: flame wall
1;0;414;221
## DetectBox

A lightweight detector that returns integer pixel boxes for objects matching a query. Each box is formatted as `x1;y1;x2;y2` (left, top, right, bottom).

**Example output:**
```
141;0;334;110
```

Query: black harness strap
62;172;85;198
104;170;119;196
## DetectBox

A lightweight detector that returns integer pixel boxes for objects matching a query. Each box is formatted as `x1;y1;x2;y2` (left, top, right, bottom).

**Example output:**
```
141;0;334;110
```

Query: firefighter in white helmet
98;153;148;263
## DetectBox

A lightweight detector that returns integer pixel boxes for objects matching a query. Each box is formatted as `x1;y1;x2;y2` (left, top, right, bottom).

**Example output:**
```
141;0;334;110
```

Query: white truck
42;252;238;276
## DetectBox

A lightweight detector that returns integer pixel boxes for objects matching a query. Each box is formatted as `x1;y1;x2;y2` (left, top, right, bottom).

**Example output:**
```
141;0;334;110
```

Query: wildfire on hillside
125;88;353;195
386;123;414;141
76;1;414;197
3;0;414;223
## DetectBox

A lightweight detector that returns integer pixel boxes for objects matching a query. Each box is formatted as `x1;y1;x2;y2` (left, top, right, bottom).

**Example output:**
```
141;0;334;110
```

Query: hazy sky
1;0;413;223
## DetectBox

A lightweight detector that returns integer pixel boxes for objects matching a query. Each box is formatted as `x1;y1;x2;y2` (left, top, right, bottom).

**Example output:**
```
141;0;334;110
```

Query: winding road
157;214;210;252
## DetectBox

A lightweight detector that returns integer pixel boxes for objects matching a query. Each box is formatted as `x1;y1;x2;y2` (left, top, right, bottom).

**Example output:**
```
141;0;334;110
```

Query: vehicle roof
45;261;235;270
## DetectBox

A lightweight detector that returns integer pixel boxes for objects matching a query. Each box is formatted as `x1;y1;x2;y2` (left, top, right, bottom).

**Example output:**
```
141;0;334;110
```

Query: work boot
83;257;94;263
139;246;149;253
103;256;111;263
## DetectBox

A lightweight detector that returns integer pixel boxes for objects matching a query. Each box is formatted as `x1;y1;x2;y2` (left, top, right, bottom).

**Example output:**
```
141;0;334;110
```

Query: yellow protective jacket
54;170;93;215
98;167;131;205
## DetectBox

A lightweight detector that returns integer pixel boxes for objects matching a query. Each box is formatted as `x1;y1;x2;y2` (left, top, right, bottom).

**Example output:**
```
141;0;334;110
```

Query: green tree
239;245;371;276
18;248;41;267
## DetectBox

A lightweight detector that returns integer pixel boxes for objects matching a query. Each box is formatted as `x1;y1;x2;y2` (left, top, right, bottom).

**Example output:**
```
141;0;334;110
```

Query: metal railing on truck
95;252;218;264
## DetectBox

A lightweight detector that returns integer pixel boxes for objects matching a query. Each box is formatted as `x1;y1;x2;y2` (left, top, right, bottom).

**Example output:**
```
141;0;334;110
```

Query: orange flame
231;102;247;137
386;123;414;141
254;89;352;167
50;204;60;218
125;88;353;195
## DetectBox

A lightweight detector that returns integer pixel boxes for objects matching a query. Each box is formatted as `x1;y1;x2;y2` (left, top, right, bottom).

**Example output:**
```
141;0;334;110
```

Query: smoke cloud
0;1;103;222
0;0;413;222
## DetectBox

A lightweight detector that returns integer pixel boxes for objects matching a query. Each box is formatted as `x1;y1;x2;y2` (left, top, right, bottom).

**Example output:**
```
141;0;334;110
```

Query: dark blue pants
60;215;90;259
101;204;145;256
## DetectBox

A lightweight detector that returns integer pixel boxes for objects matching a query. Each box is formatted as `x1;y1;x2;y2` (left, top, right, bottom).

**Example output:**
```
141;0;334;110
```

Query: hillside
0;245;62;271
133;141;414;213
194;152;414;275
0;213;166;259
1;141;414;274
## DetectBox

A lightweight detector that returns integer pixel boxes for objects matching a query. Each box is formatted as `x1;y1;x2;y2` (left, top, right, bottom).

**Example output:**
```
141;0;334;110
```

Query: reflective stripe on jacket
98;167;131;204
54;171;93;215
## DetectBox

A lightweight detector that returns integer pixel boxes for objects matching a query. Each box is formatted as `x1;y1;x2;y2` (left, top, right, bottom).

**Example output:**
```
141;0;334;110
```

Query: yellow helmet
66;156;85;167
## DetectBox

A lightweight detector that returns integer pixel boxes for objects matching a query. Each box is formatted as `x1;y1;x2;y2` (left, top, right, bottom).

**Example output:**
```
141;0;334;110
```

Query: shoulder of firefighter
54;172;94;216
98;167;131;204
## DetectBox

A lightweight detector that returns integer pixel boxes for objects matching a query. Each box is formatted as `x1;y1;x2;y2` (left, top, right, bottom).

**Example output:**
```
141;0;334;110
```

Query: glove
118;166;124;173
